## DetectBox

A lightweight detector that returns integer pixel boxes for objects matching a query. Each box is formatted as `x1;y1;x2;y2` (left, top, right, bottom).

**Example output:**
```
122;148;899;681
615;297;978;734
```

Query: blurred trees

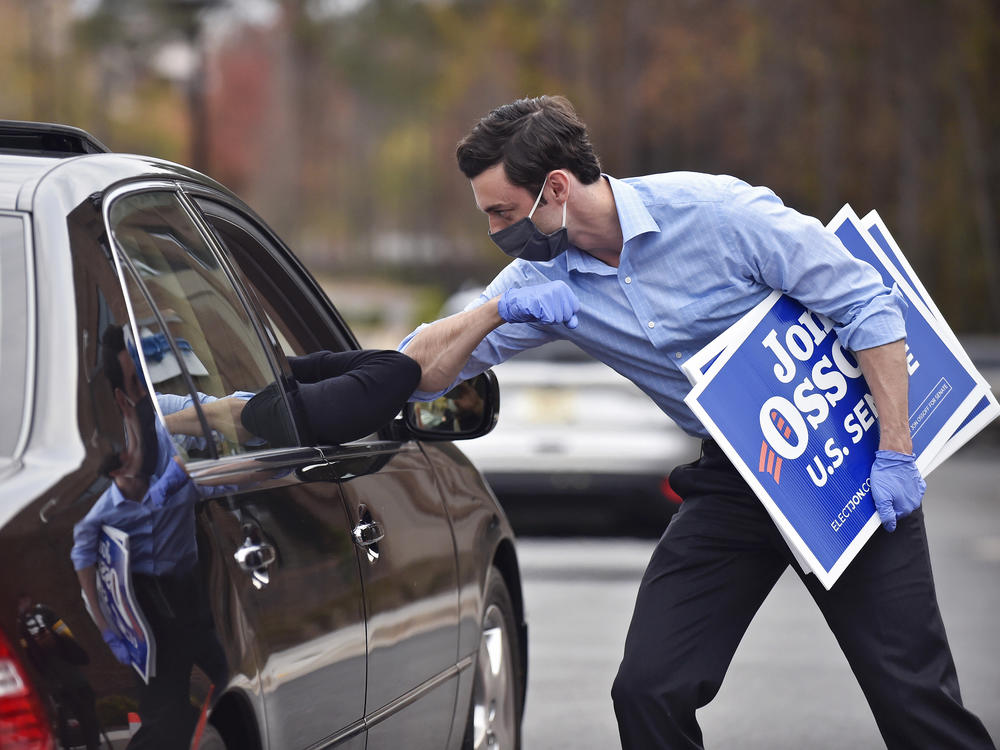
1;0;997;330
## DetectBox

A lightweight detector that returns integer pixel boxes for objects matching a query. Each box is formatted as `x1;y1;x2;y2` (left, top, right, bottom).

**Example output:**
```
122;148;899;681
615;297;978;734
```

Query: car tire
464;567;523;750
196;723;228;750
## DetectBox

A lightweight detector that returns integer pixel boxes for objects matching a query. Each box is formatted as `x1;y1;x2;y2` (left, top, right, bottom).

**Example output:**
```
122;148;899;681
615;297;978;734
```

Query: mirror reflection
411;378;488;435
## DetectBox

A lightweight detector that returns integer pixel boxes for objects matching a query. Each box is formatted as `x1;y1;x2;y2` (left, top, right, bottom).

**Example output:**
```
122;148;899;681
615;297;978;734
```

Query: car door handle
352;521;385;547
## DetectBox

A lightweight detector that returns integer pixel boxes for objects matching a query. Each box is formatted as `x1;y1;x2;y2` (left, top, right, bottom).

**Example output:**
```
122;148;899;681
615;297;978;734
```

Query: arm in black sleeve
292;350;422;445
287;350;369;383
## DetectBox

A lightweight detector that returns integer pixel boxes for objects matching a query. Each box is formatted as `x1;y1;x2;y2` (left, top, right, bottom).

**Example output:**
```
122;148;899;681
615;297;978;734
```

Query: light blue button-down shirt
403;172;906;438
71;418;200;576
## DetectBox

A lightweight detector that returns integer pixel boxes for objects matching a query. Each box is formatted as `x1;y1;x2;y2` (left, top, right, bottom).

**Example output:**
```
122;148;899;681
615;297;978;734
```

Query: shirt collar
565;174;660;275
108;481;131;507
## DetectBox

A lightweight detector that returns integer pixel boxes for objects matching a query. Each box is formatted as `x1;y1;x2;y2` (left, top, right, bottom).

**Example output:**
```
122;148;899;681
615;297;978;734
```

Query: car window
108;190;296;459
193;197;351;357
0;214;29;457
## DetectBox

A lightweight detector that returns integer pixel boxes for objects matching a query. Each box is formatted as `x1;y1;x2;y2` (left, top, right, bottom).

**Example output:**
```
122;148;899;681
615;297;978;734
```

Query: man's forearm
163;405;202;437
855;339;913;454
404;297;505;392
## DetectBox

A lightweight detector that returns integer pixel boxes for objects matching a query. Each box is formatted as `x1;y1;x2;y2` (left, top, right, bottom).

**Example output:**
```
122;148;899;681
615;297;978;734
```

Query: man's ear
548;170;571;203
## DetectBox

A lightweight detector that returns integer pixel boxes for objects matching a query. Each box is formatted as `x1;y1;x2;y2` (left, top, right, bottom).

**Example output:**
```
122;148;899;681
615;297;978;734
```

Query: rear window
0;213;30;456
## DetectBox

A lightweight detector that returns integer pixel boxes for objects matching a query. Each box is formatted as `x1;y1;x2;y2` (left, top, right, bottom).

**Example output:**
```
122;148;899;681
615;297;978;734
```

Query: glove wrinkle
870;449;926;533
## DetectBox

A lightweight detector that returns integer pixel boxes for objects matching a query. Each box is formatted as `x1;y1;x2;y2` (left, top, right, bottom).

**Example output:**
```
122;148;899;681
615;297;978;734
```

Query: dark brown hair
456;95;602;196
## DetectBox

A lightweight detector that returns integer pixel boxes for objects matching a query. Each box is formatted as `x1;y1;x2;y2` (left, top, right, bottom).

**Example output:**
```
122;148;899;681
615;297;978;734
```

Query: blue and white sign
96;525;156;683
682;207;995;589
860;210;1000;472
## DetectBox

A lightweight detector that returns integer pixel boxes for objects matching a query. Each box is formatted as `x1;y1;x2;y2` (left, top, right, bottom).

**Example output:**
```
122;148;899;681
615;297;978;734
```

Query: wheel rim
471;603;516;750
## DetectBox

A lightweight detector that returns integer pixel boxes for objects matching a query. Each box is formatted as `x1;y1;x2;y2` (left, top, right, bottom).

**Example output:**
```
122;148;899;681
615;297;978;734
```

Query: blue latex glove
102;629;131;665
870;449;926;532
498;281;580;329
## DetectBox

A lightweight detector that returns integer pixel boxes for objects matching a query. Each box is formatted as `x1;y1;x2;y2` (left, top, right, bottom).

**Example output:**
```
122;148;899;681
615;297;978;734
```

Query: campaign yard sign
861;210;1000;473
96;525;156;683
682;208;995;589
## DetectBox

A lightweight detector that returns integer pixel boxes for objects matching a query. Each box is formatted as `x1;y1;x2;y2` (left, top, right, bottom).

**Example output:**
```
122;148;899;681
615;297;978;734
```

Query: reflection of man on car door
72;324;227;750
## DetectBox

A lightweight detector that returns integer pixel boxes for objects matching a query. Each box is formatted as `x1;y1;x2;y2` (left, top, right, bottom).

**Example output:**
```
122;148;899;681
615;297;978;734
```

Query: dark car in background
0;121;525;750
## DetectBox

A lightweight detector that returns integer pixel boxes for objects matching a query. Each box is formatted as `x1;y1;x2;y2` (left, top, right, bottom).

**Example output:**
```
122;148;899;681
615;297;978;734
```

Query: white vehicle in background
456;338;701;536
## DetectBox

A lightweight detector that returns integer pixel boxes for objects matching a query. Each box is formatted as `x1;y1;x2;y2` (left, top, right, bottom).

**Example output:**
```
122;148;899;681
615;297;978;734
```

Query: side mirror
404;370;499;441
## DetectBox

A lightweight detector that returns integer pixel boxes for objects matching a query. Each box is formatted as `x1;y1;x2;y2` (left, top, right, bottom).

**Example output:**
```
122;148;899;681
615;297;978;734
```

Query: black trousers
128;569;228;750
612;440;995;749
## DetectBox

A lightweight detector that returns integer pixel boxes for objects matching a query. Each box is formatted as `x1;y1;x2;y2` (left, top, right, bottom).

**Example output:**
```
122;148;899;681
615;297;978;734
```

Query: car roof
0;153;65;211
0;119;238;214
0;151;237;214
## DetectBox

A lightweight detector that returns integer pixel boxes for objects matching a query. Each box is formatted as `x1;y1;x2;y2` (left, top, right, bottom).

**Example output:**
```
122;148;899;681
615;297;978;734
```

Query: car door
190;194;463;749
106;185;368;750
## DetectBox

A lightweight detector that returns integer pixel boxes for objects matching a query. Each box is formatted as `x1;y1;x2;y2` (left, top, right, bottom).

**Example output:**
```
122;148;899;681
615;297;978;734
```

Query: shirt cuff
837;283;908;351
70;547;96;571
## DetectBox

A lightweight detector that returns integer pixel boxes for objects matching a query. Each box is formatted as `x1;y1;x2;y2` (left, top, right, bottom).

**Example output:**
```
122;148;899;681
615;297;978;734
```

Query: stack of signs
95;525;156;682
682;206;999;590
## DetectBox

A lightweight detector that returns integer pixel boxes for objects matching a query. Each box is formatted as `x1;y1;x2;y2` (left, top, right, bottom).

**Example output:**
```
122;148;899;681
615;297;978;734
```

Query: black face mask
489;182;570;262
132;394;161;478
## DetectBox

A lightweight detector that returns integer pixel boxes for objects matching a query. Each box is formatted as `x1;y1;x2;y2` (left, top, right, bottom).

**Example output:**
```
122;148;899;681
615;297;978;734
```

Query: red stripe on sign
767;449;775;474
759;441;768;471
784;425;792;439
777;417;786;432
773;457;783;483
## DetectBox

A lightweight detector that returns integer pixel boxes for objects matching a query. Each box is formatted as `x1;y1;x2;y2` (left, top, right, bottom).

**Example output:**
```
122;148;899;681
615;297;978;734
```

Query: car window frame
101;180;306;465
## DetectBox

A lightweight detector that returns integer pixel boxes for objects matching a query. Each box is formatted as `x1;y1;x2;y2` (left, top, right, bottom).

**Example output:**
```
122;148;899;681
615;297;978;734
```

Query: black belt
132;568;200;622
699;438;739;472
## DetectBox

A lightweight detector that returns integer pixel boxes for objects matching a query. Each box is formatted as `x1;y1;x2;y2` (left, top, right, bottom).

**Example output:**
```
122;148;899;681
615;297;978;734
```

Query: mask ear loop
527;181;547;219
560;198;567;228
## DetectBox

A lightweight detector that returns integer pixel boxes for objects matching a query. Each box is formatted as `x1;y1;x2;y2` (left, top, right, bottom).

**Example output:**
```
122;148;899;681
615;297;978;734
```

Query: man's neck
114;474;149;502
569;176;624;267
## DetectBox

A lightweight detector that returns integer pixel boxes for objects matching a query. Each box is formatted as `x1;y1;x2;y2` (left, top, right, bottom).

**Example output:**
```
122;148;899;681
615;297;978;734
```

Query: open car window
108;190;298;459
193;197;351;357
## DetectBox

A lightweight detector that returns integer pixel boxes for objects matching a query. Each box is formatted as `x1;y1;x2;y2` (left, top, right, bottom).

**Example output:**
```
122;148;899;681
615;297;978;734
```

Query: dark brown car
0;121;526;750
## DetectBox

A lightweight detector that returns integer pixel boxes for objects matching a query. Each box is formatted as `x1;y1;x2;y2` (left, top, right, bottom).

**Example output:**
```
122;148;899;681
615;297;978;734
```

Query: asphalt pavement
516;442;1000;749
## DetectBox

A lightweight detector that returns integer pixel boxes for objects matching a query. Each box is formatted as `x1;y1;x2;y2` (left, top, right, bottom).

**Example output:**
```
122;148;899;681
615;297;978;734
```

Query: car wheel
464;567;523;750
196;723;228;750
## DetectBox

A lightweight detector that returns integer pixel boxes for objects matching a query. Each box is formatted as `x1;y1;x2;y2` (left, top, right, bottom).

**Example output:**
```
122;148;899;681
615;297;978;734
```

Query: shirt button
648;321;655;329
624;276;632;284
675;352;683;359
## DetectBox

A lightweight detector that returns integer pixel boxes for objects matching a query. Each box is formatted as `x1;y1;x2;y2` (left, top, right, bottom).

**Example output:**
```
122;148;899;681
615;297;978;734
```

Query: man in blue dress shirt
401;96;994;748
72;325;226;750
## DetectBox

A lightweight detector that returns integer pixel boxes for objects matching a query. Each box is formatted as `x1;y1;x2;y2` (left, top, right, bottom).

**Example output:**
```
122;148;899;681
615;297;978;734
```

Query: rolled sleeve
724;180;907;352
70;508;102;570
836;282;908;351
